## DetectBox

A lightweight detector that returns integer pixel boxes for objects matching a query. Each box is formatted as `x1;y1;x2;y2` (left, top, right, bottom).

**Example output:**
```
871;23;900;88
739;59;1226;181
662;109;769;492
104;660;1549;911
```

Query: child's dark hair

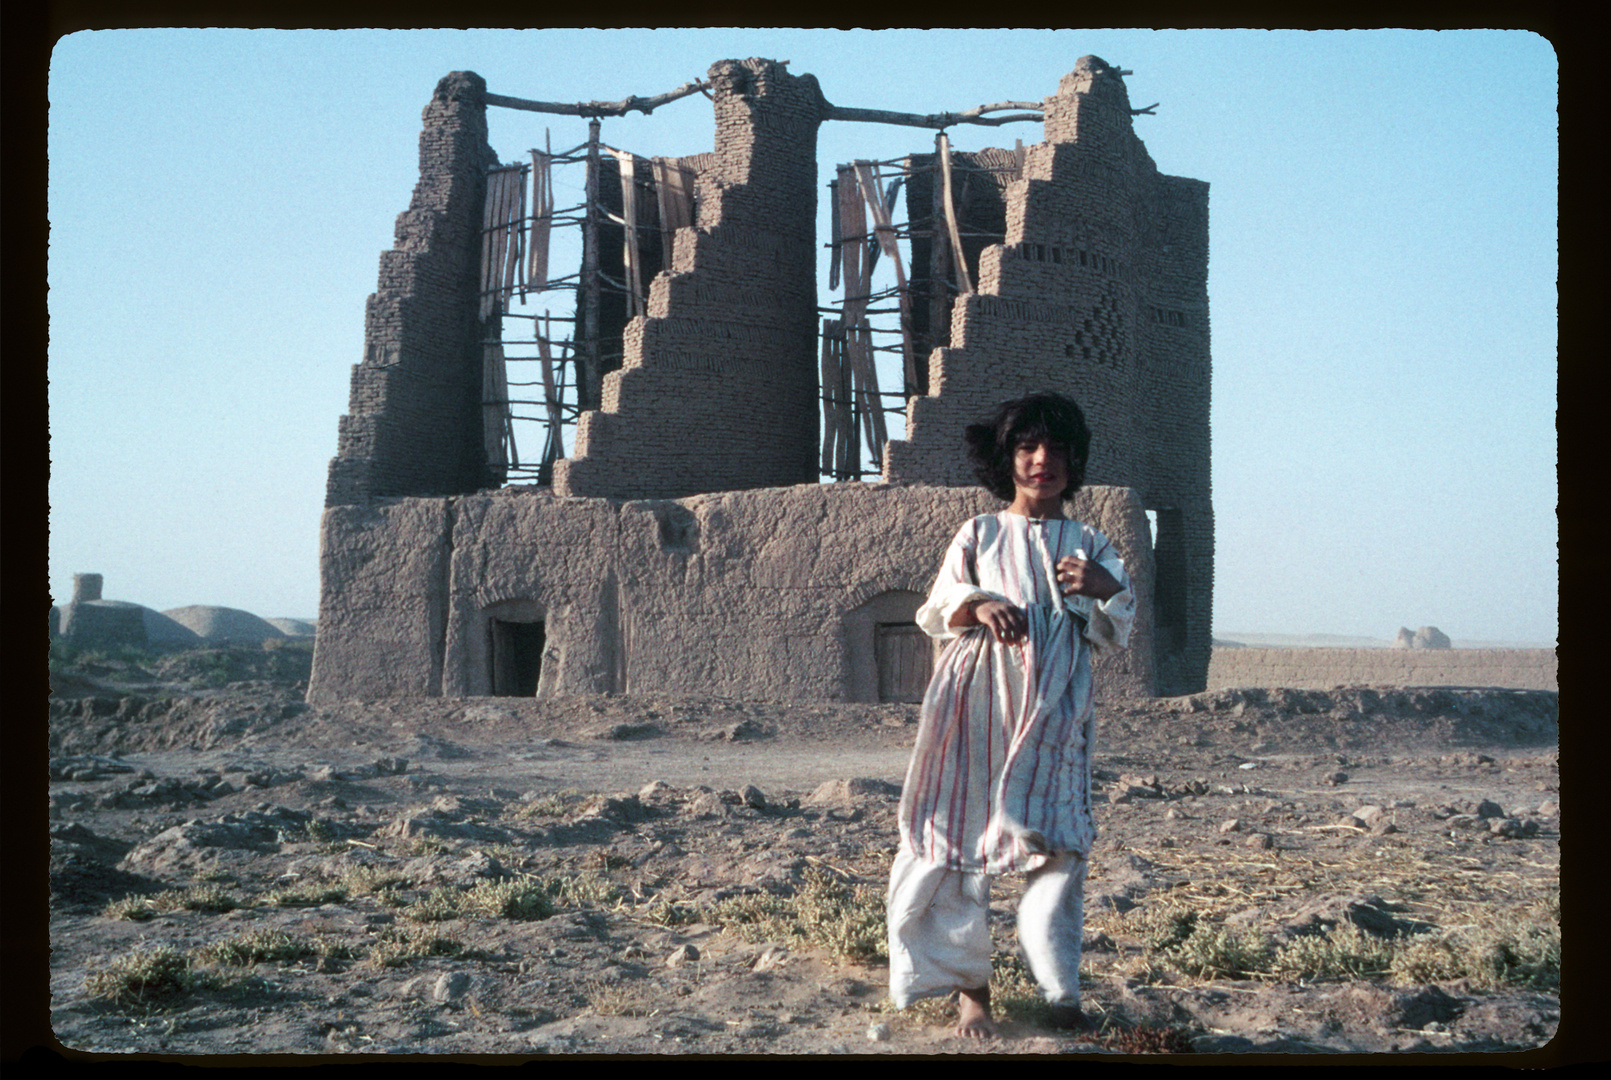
964;391;1092;502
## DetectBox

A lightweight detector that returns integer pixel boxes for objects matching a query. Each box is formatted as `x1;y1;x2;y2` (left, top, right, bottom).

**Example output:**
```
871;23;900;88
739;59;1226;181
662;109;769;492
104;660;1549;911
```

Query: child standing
887;391;1135;1039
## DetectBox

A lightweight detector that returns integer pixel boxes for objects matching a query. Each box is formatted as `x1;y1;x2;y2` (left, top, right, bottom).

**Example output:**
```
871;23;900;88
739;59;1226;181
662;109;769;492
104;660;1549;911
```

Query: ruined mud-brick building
308;56;1211;705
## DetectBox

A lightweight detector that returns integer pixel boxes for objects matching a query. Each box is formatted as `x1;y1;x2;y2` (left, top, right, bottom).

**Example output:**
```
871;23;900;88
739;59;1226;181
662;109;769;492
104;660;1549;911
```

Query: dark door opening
875;622;932;703
1150;507;1187;652
489;619;545;697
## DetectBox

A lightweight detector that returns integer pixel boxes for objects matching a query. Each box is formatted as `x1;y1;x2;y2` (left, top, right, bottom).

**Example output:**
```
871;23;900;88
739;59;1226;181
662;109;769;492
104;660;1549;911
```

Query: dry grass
194;928;318;967
102;884;238;921
84;947;211;1008
706;868;886;963
368;925;464;968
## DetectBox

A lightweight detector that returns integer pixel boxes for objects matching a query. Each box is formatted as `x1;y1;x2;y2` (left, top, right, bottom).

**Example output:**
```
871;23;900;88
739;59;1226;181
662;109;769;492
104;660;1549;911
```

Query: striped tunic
898;512;1135;874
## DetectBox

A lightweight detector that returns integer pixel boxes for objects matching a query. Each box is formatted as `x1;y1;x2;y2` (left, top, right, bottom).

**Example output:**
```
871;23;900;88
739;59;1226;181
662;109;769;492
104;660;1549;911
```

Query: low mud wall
1207;648;1557;692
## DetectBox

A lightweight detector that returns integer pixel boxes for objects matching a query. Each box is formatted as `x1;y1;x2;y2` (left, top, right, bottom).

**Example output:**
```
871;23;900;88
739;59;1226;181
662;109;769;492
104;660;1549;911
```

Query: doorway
489;618;545;697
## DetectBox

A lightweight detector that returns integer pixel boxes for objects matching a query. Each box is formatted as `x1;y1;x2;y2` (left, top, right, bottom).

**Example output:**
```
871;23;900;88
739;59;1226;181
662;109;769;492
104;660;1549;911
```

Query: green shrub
1274;926;1394;981
462;879;554;921
707;869;886;963
195;928;316;967
369;926;463;968
85;947;207;1008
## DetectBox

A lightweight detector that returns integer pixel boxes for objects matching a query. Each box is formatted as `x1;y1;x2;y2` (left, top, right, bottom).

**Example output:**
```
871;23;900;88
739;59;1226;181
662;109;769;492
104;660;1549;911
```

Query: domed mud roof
161;605;286;643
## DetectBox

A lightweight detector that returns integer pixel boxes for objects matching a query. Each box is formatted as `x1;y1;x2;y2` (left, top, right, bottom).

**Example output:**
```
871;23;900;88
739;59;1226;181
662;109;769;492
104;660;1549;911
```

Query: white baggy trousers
886;845;1088;1008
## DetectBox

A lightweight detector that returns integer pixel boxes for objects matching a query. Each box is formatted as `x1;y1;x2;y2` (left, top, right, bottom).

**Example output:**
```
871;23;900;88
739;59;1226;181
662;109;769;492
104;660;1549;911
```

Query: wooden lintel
486;81;710;118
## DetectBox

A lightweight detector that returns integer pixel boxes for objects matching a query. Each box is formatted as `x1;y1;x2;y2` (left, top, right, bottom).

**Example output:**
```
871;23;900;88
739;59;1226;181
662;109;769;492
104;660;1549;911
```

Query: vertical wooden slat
837;168;881;470
614;150;643;319
938;134;973;298
479;168;500;320
855;161;917;402
579;119;602;411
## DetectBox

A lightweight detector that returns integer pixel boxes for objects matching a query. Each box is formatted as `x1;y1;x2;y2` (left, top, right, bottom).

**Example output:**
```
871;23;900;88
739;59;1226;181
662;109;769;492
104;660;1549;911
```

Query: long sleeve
914;521;1008;640
1077;540;1135;654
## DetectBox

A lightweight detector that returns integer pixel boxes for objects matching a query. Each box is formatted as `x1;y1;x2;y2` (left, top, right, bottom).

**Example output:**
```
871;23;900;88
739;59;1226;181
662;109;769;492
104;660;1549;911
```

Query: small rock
1536;799;1559;817
805;778;899;806
867;1022;891;1042
638;780;673;801
1475;799;1505;819
1245;833;1272;849
666;943;700;967
1219;819;1241;833
739;784;769;811
432;971;471;1002
1325;772;1349;786
1489;816;1538;839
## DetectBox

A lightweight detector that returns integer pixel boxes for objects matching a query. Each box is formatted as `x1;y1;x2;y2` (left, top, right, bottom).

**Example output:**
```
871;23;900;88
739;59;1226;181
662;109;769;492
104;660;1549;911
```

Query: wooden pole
938;133;973;297
927;137;949;373
580;118;603;411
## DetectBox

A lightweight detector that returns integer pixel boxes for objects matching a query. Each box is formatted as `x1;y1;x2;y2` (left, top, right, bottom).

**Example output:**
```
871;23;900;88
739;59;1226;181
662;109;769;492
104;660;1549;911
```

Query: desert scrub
635;898;703;928
546;869;625;910
1389;920;1559;991
461;879;554;921
1124;903;1200;952
513;790;583;820
707;868;886;963
369;926;463;968
194;928;317;967
403;887;464;923
334;863;408;899
103;884;238;920
264;883;349;908
85;946;212;1008
1166;922;1274;980
1273;925;1395;981
584;975;656;1018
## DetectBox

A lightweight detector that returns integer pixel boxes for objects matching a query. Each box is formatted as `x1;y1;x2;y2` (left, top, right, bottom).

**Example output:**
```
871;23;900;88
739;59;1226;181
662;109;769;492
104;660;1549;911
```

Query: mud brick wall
325;72;499;507
884;56;1212;695
307;483;1155;704
1207;648;1559;693
553;59;824;500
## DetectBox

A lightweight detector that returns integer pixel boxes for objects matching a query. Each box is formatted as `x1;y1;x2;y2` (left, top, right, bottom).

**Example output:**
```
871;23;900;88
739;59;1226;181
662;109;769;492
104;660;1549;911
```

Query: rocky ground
43;643;1562;1057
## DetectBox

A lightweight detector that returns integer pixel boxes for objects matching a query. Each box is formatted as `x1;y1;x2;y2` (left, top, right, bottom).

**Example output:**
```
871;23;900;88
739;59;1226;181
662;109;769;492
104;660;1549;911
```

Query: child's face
1012;436;1069;502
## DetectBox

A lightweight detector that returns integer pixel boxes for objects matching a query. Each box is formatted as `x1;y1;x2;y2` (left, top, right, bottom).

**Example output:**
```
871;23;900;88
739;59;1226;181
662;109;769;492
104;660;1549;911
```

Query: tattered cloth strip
652;156;698;273
609;148;645;319
819;319;859;477
482;342;514;473
480;164;529;318
528;141;555;290
835;167;888;461
853;161;917;396
828;178;842;292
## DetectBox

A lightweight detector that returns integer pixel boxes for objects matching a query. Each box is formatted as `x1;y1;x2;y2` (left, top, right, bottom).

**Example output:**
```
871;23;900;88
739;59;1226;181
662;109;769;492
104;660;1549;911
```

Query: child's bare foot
956;986;998;1040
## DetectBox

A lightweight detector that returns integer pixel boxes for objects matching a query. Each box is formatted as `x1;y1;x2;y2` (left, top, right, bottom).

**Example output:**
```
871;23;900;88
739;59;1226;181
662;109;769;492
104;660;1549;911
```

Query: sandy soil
44;646;1561;1057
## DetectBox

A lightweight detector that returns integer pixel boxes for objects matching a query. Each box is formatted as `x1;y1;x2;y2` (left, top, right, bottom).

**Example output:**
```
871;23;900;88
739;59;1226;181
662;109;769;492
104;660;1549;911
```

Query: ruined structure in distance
308;56;1212;705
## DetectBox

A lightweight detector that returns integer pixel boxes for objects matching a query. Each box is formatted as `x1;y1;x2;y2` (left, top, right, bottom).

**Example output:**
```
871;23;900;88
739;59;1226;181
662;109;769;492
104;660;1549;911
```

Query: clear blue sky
46;28;1558;644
